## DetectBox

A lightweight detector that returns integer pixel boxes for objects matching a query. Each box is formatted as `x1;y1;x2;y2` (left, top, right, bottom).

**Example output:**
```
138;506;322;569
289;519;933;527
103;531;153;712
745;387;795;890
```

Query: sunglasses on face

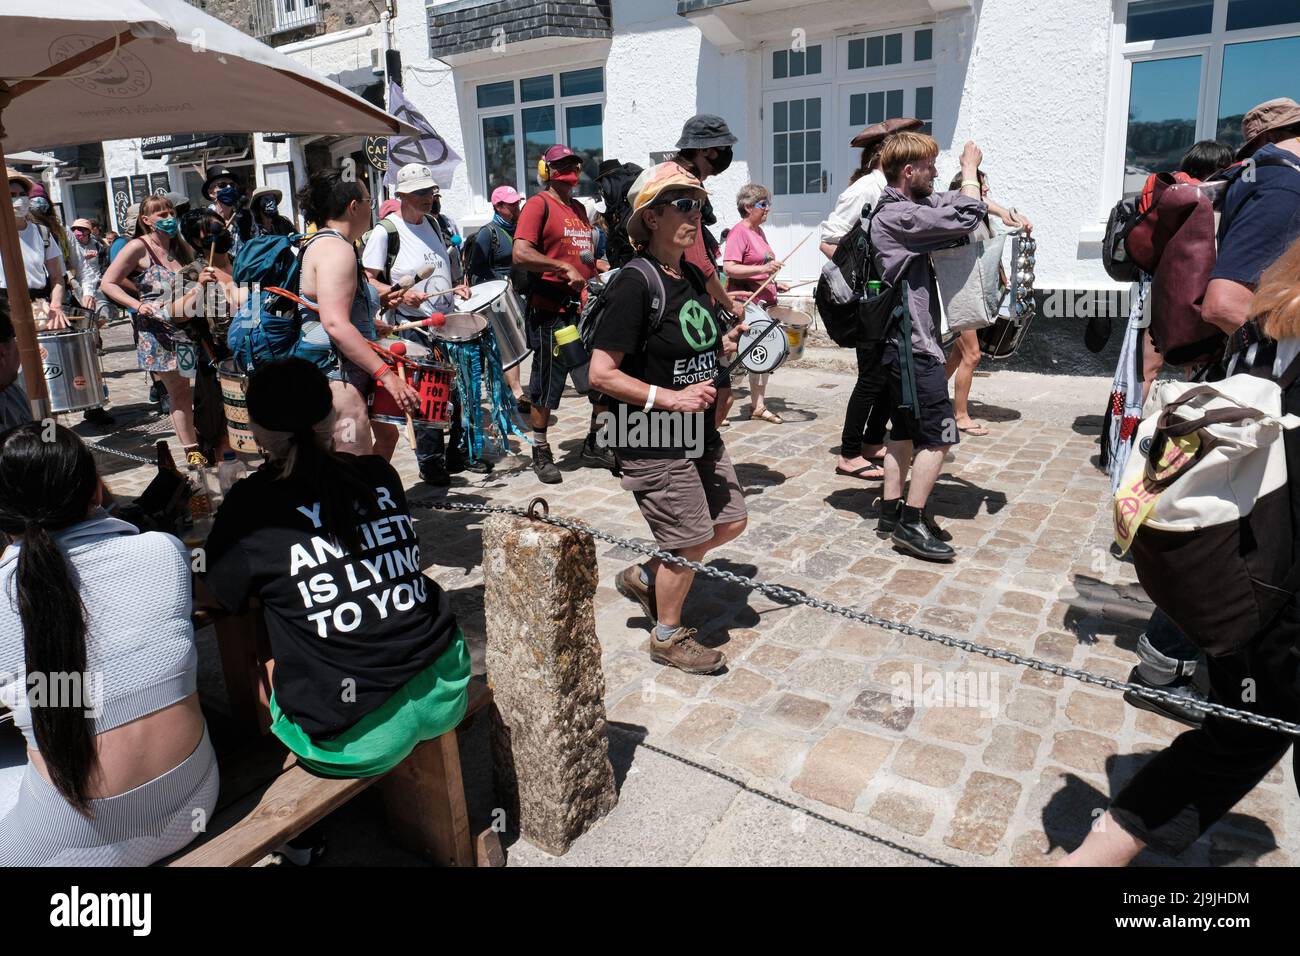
653;197;703;215
410;188;437;198
754;200;771;209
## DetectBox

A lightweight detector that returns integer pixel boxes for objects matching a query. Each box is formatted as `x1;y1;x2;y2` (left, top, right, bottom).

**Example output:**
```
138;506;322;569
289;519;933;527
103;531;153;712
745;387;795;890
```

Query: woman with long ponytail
0;424;217;865
200;358;469;778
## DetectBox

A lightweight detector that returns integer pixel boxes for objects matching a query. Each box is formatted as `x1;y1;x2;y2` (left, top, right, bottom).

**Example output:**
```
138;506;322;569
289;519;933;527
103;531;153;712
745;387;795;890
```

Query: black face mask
431;199;442;217
708;146;733;175
257;197;279;217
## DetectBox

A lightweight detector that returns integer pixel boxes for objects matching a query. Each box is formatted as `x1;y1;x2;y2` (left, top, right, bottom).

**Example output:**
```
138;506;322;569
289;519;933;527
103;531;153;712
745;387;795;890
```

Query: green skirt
269;629;471;778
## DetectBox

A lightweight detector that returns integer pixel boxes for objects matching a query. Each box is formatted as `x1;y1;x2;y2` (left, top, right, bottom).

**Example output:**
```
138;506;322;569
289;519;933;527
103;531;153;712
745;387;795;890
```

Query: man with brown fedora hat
1202;97;1300;337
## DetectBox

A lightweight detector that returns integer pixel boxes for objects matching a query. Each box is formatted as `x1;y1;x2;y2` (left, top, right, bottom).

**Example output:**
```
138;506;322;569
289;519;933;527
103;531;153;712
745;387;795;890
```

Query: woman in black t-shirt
589;164;749;676
200;358;469;777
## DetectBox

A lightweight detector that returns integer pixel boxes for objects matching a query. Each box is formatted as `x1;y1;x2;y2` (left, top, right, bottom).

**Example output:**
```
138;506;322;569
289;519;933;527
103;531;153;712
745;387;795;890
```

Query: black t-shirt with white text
590;254;724;459
202;455;456;737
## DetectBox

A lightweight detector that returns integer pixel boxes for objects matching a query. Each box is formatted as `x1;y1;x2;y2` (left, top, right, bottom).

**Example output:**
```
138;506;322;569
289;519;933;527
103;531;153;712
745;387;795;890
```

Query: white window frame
467;64;606;204
1102;0;1300;217
275;0;318;33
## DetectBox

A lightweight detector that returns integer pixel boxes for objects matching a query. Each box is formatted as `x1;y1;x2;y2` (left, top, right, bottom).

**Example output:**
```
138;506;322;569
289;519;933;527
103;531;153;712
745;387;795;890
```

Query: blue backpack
227;232;318;371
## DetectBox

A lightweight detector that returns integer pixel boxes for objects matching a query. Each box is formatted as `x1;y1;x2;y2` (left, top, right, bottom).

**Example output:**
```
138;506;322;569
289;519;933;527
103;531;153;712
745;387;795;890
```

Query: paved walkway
79;323;1296;867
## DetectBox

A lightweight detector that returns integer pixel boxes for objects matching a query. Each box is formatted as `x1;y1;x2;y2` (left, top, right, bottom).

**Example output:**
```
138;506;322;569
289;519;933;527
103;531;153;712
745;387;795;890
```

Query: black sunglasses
652;197;703;214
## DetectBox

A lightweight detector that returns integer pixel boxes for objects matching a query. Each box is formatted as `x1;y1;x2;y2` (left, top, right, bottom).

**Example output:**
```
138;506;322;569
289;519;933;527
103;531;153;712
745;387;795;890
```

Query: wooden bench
168;676;494;867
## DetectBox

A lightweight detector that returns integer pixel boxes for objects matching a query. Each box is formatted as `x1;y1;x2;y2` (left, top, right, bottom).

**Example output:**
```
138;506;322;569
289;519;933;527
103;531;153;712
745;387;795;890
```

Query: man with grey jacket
870;133;987;562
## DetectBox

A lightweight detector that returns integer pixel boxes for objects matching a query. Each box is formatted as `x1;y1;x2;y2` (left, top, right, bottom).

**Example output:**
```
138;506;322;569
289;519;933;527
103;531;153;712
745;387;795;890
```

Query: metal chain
412;497;1300;738
83;440;157;466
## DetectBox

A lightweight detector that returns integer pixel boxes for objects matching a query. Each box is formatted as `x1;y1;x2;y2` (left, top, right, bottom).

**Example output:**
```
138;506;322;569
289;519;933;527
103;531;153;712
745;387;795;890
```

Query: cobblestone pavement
81;323;1296;867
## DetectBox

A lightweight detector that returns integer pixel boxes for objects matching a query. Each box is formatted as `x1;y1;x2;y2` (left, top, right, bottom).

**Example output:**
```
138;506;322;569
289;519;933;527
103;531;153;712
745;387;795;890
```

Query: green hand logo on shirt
678;300;717;352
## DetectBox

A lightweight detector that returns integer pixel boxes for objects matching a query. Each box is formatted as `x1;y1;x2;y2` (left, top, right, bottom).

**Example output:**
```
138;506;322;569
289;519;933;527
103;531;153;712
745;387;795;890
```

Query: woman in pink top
724;184;789;423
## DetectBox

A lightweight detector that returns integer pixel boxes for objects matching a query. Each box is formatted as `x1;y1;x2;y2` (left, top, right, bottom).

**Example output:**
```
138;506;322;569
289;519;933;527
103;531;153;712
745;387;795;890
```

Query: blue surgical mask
215;185;240;207
154;217;178;236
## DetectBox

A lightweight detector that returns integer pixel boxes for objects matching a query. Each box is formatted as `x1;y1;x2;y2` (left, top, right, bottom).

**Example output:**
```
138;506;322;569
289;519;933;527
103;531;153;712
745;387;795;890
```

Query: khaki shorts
618;443;748;551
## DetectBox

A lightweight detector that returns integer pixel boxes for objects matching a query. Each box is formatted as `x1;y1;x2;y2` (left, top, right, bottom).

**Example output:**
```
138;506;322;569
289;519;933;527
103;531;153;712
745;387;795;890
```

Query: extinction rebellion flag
383;81;463;189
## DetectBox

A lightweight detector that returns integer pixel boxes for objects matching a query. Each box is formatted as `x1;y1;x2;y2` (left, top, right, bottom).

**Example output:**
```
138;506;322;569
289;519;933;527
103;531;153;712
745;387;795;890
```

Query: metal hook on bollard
526;497;550;520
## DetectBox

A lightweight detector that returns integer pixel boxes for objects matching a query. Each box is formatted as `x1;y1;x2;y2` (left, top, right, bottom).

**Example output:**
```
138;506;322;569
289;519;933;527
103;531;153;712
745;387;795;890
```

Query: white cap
395;163;439;195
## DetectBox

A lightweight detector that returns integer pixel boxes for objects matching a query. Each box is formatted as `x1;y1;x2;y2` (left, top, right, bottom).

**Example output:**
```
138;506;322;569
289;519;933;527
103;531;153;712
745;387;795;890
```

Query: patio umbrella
0;0;418;417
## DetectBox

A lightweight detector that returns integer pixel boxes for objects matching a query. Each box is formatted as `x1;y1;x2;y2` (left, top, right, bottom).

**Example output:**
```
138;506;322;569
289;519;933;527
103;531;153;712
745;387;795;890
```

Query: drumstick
394;264;436;291
747;230;816;302
387;341;419;451
388;313;447;333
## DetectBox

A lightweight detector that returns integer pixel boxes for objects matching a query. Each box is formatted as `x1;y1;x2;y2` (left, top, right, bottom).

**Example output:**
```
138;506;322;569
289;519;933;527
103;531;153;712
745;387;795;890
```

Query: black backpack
1102;197;1143;283
596;162;643;269
814;195;904;347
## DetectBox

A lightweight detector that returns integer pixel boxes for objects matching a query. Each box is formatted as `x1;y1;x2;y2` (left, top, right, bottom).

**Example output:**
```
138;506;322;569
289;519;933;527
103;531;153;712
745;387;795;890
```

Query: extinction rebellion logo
50;35;152;99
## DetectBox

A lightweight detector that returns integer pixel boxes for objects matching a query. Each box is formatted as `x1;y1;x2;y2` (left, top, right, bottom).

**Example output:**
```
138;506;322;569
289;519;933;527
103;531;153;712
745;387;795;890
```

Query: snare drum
368;356;455;429
38;328;106;414
431;311;489;344
768;306;812;363
733;302;789;375
456;279;531;370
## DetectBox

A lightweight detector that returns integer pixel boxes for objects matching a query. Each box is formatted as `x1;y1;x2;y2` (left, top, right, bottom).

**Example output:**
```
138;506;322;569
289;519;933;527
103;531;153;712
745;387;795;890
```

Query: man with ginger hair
869;132;987;562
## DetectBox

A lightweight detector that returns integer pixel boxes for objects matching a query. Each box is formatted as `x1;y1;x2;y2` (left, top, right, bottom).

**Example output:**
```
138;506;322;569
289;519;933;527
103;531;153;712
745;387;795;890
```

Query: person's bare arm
704;272;743;318
314;241;388;372
512;237;584;288
101;239;147;312
588;348;716;411
820;241;839;260
1203;278;1255;334
723;260;773;280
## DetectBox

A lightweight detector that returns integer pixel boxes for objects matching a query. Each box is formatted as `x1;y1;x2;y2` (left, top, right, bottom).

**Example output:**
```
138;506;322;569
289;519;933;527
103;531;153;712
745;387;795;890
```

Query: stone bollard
482;512;617;855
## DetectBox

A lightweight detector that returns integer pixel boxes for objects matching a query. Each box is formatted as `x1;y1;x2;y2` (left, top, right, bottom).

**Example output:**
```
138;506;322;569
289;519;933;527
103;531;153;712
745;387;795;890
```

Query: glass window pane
1125;55;1201;195
867;36;883;68
476;80;514;109
774;133;788;163
886;89;904;119
848;39;864;70
789;165;804;194
773;49;788;79
806;163;822;193
1126;0;1213;42
885;33;903;65
920;121;933;135
520;74;554;102
774;166;788;195
522;105;556;190
850;93;866;128
1218;36;1300;149
481;115;517;194
773;100;788;132
916;86;934;121
806;97;821;129
915;28;933;61
790;98;805;130
790;133;804;163
1227;0;1300;30
868;91;885;124
806;45;822;74
790;49;805;77
806;130;821;162
565;103;603;194
559;67;603;97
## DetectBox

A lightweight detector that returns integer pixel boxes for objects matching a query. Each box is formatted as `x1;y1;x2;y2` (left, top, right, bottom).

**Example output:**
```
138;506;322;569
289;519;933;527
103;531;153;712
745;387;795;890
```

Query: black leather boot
876;498;902;536
891;504;956;562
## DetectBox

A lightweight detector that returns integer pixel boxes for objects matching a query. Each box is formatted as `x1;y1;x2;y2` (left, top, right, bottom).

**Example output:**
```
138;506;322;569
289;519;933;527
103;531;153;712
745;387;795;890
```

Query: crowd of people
2;93;1298;868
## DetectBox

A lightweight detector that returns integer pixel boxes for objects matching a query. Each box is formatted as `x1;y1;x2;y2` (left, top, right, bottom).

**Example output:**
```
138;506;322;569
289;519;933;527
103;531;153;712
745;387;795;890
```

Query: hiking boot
648;625;726;675
420;459;451;488
891;505;955;562
922;509;952;542
876;498;902;536
447;449;493;474
581;434;616;469
1122;667;1207;729
615;565;657;621
532;444;562;484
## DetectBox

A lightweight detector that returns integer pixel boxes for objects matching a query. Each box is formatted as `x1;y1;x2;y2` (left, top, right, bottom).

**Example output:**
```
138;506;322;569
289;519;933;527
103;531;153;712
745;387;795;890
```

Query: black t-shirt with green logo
591;253;723;459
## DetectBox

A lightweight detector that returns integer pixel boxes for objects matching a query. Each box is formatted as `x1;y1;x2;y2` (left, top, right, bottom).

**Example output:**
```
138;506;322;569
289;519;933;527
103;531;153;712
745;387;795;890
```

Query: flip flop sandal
835;464;884;481
751;406;784;424
958;424;990;436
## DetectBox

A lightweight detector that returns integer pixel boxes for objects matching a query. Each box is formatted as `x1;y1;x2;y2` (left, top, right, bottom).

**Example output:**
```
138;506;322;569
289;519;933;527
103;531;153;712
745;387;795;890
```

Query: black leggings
840;341;890;457
1109;603;1300;856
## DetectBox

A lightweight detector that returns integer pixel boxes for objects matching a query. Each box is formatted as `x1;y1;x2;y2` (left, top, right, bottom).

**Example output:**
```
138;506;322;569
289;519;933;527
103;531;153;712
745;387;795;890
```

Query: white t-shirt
361;213;455;315
819;168;887;245
0;222;62;291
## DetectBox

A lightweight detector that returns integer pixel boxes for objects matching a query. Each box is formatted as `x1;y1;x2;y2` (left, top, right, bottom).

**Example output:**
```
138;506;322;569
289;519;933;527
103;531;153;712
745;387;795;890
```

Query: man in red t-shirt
666;115;747;425
512;143;606;483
